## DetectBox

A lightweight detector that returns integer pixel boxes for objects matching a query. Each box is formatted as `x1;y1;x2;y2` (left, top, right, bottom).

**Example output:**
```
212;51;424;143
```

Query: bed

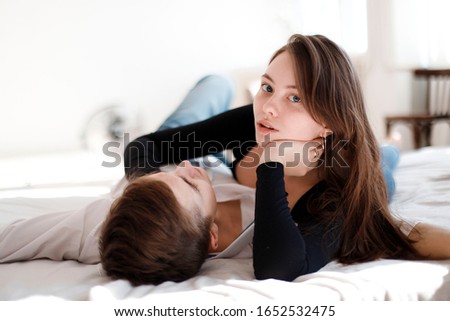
0;146;449;302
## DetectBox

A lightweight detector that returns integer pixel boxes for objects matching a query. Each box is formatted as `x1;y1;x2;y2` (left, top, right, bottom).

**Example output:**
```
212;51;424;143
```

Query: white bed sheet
0;147;449;301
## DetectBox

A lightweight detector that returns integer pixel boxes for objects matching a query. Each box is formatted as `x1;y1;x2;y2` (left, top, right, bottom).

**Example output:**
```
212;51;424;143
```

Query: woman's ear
208;223;219;252
320;127;333;138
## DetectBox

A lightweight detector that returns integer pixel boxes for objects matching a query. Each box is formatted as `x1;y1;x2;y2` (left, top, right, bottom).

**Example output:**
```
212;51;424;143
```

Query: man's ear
208;223;219;252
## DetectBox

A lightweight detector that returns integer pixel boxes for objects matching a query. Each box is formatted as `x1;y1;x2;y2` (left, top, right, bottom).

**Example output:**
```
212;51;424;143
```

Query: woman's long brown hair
272;34;420;263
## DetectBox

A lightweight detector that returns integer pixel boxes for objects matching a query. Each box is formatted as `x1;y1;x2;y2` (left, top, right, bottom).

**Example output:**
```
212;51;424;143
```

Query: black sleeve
252;162;334;281
124;105;256;178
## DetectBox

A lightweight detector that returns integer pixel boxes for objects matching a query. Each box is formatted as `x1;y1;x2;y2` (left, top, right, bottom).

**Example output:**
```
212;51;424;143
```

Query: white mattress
1;147;450;301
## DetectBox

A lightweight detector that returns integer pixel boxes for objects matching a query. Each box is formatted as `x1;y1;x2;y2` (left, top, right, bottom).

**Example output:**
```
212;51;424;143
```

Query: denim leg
380;144;400;203
157;74;234;166
158;74;235;131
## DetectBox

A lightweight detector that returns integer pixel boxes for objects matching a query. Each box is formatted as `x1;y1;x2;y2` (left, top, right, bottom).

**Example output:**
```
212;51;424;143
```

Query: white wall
363;0;450;150
1;0;448;158
0;0;301;157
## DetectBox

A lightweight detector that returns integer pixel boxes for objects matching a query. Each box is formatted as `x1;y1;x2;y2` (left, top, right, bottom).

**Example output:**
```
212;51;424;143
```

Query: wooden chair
385;69;450;149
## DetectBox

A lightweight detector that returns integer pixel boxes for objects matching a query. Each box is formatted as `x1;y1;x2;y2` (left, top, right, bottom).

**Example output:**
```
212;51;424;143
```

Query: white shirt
0;161;256;263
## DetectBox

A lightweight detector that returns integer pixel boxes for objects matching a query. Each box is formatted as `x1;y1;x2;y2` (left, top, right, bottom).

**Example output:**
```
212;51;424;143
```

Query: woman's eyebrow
261;73;274;83
262;73;297;89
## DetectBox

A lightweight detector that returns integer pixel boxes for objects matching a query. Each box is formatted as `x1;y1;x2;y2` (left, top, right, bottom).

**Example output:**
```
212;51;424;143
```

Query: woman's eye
288;95;301;103
261;84;273;93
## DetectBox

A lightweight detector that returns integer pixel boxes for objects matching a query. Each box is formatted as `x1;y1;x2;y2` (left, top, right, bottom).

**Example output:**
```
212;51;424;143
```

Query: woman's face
147;161;217;221
253;51;326;145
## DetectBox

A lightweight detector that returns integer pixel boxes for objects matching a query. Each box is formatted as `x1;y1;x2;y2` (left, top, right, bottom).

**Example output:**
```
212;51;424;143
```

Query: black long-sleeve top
124;105;338;281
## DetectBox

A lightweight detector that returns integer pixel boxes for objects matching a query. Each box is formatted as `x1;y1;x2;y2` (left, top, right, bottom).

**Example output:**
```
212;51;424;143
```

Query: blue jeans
158;75;235;131
157;74;234;166
380;144;400;203
157;74;398;202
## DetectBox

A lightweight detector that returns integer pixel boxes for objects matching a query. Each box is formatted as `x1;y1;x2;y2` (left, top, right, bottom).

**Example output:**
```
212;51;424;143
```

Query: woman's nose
262;98;279;118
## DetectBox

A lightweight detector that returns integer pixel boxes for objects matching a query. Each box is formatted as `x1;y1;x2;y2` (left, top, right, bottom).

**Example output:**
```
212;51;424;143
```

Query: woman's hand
259;139;322;176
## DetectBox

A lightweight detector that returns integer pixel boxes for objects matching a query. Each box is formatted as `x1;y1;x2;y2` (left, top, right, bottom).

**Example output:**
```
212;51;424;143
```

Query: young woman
102;34;450;285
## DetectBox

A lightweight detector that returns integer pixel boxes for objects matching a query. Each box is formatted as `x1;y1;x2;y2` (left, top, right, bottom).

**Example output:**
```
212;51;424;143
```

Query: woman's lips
257;120;278;135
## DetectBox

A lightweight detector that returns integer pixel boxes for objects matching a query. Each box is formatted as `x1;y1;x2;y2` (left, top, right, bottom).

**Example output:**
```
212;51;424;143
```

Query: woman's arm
252;163;333;281
409;223;450;260
253;162;305;281
124;105;256;178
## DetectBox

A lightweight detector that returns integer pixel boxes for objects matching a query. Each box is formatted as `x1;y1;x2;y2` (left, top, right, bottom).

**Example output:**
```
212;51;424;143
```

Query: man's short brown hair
99;176;212;285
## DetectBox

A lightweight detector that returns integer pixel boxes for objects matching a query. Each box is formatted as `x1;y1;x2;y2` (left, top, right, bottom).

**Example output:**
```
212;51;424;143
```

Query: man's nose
176;160;195;176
